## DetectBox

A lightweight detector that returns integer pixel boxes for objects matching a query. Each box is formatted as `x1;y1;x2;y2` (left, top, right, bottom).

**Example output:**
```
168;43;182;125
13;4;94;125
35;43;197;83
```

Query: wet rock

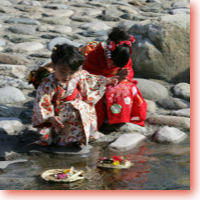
0;53;30;65
108;133;146;151
0;117;24;135
0;159;28;169
5;18;41;25
79;22;110;31
156;97;190;110
170;108;190;118
135;78;169;101
8;24;36;35
47;37;82;50
146;115;190;129
0;76;33;89
0;64;26;79
0;104;14;117
6;42;44;53
18;0;42;7
100;123;146;133
173;83;190;101
19;109;33;124
152;126;187;144
0;87;26;104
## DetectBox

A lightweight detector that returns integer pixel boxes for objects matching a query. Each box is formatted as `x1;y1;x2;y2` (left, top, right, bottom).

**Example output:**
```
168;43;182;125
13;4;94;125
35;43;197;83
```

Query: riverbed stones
156;97;190;110
0;117;24;135
5;18;41;26
0;53;30;65
8;24;36;35
0;64;26;79
146;115;190;130
6;42;44;53
0;104;14;117
0;0;12;6
108;133;146;151
0;87;26;104
170;108;190;118
79;22;110;31
135;78;169;101
42;9;74;18
152;126;187;144
173;83;190;101
18;0;42;7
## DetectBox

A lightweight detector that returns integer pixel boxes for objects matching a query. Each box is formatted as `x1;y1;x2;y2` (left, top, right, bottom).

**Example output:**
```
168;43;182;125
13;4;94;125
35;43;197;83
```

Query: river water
0;136;190;190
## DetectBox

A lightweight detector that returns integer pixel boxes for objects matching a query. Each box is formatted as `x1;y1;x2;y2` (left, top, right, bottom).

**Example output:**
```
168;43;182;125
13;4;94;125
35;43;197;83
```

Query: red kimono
82;42;147;128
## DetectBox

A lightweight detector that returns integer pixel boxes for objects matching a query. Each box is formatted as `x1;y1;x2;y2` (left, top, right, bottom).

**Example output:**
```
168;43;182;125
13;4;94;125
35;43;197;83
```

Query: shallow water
0;137;190;190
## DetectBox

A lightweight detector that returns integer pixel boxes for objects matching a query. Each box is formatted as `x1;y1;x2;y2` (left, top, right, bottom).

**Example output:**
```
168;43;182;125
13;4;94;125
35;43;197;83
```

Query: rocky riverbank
0;0;190;190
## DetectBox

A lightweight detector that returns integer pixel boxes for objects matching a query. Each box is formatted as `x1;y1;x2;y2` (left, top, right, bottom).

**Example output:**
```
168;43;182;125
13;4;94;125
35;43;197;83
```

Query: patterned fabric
82;42;147;127
32;69;106;145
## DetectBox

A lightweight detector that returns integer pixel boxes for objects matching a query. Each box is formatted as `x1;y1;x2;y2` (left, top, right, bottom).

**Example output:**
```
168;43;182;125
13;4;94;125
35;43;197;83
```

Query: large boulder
130;14;190;82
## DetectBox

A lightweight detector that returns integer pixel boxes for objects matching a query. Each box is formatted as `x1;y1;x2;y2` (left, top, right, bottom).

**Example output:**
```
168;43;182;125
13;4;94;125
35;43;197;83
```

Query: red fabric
82;43;147;128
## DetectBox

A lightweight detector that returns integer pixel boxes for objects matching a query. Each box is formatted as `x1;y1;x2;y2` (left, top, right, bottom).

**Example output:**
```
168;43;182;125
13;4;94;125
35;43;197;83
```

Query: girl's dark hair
107;27;131;68
51;43;85;71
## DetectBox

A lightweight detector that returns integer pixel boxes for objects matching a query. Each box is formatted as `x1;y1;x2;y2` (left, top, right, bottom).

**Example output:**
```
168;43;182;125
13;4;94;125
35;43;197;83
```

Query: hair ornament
51;46;57;58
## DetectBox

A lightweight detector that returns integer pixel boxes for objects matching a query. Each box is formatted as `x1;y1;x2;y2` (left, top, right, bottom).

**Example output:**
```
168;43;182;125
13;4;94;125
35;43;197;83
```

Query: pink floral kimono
32;69;106;146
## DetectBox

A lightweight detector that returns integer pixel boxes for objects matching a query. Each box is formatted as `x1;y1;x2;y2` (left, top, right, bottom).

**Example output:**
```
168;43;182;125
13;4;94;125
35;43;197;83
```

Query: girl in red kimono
82;27;147;128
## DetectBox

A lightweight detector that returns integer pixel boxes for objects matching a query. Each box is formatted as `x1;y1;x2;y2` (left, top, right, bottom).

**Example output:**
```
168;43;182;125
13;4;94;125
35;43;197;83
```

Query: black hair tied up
51;43;85;72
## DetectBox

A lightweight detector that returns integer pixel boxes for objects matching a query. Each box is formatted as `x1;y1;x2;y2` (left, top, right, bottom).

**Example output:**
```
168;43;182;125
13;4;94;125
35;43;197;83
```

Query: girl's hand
106;77;118;86
48;116;64;131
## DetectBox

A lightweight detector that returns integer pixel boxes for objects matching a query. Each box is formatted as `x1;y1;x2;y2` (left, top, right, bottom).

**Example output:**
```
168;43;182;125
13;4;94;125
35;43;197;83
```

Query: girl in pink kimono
32;44;127;146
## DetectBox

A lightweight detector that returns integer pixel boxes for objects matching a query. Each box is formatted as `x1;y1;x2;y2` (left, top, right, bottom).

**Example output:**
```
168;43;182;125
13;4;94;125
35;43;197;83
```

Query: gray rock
130;14;190;82
0;76;33;89
145;99;157;113
152;126;187;144
97;14;120;22
47;37;82;51
0;53;30;65
100;123;146;133
6;42;44;53
0;117;24;135
40;17;71;26
42;9;74;17
78;30;108;37
18;0;42;7
140;2;162;13
5;18;41;25
173;82;190;101
0;0;12;6
0;159;28;169
108;133;146;151
170;108;190;118
70;16;92;22
156;97;190;110
4;34;39;43
169;8;190;15
0;64;26;79
79;22;110;31
80;8;102;16
111;1;130;6
171;2;190;9
0;87;26;104
0;104;14;117
135;78;169;101
0;39;5;46
44;4;68;10
118;6;139;14
120;14;147;21
15;5;44;13
8;24;36;35
146;115;190;129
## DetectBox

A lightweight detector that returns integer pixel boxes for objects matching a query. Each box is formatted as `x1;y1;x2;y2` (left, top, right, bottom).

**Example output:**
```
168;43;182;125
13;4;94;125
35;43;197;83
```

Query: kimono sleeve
78;70;106;105
32;77;55;128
